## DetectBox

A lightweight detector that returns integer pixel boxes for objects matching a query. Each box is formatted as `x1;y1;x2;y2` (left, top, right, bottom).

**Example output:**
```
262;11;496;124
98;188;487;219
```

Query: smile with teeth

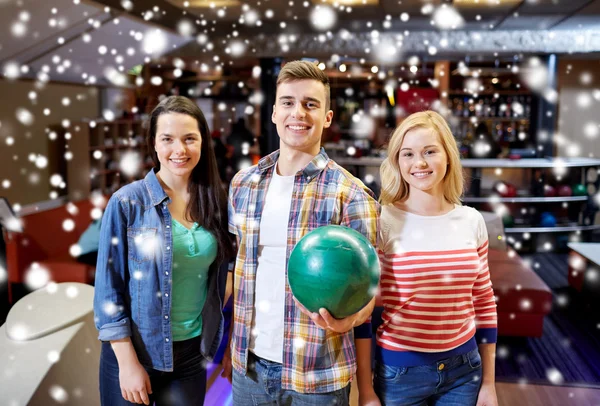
170;158;189;163
411;171;433;178
288;125;309;131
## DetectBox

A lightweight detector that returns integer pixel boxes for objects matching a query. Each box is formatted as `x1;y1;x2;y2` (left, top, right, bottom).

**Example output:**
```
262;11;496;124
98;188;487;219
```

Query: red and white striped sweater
376;204;497;366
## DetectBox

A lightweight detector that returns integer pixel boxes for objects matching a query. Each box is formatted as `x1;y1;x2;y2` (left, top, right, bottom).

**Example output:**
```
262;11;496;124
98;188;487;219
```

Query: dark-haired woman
94;96;234;405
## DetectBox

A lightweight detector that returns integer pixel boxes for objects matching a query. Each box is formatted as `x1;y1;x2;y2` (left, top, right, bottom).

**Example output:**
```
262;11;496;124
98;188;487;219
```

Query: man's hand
220;345;233;383
476;382;498;406
294;297;375;333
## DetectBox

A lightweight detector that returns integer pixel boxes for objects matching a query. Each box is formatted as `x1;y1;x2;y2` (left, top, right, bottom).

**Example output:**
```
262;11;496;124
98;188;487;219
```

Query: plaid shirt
228;148;380;393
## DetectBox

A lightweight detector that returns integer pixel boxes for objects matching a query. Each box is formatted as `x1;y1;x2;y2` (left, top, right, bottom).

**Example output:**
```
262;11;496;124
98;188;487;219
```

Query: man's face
272;79;333;154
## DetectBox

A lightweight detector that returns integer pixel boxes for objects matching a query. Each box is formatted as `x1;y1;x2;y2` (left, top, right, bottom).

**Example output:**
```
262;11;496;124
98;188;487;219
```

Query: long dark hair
147;96;234;261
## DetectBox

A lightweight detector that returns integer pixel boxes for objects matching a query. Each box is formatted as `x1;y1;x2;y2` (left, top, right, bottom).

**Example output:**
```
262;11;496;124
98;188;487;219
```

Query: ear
271;105;276;124
322;110;334;129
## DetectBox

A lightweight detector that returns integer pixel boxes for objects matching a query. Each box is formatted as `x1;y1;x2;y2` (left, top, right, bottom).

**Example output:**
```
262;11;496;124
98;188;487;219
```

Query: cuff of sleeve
475;327;497;344
354;322;372;339
97;318;132;342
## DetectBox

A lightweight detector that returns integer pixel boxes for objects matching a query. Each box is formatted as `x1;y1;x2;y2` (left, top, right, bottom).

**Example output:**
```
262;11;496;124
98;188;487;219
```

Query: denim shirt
93;169;229;372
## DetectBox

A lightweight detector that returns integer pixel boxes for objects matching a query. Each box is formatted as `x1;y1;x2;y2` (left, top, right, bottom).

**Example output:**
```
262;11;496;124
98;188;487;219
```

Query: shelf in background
89;144;143;151
335;157;600;168
463;195;589;203
448;91;532;96
504;224;600;233
462;157;600;168
451;117;530;122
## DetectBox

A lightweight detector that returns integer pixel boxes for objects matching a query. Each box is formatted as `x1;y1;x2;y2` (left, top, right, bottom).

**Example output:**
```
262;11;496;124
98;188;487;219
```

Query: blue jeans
232;352;351;405
374;348;483;406
100;336;206;406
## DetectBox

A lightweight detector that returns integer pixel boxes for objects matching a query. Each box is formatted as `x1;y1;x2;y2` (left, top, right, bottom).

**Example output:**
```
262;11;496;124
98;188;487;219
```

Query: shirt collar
144;168;170;207
257;147;330;179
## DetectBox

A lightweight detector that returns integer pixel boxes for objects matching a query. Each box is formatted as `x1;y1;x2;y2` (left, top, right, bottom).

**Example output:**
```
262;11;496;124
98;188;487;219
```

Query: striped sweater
376;204;497;367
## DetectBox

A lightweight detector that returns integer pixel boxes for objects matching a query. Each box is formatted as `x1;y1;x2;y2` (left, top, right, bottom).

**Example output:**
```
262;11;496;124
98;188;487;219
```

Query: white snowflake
24;263;51;290
432;5;464;30
142;29;168;56
257;300;271;313
69;244;82;257
62;219;75;232
47;350;60;364
103;301;118;316
119;151;142;177
546;368;564;385
310;5;336;31
15;108;34;126
49;385;69;403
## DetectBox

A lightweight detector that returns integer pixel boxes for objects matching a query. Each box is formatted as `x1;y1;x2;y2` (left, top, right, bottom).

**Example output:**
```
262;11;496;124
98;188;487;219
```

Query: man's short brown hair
276;60;331;111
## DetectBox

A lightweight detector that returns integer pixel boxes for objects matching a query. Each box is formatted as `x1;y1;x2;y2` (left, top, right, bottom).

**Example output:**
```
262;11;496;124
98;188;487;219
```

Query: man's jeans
232;351;351;405
100;336;206;406
374;348;483;406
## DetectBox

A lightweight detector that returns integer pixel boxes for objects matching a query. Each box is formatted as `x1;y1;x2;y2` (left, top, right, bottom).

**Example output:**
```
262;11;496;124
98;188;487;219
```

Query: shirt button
164;315;168;319
165;338;169;342
165;293;169;297
438;363;445;371
166;225;170;229
165;271;169;275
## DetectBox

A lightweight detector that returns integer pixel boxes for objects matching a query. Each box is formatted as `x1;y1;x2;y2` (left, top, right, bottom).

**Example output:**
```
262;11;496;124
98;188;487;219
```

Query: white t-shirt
249;164;295;362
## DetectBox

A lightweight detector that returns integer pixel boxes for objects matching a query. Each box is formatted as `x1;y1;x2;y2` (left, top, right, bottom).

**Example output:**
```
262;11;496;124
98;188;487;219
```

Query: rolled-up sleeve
340;186;380;247
93;194;132;341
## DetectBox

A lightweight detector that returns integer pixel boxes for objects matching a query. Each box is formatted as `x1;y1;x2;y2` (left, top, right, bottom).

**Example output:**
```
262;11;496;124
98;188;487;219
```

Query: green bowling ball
287;225;380;319
573;183;587;196
502;214;514;228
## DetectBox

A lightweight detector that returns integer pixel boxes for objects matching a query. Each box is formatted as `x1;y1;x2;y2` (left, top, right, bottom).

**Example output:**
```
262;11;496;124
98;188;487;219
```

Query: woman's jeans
374;348;483;406
100;336;206;406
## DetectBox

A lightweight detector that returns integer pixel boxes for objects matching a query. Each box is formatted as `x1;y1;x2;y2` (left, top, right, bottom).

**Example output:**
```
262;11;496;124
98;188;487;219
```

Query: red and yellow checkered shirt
228;148;380;393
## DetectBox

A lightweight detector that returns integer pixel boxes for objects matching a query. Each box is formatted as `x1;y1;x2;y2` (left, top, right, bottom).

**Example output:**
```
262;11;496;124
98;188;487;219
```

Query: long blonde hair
379;110;464;206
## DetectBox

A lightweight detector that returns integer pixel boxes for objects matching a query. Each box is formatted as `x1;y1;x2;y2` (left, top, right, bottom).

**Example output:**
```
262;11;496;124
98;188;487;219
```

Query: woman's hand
358;386;382;406
111;338;152;405
119;360;153;405
476;382;498;406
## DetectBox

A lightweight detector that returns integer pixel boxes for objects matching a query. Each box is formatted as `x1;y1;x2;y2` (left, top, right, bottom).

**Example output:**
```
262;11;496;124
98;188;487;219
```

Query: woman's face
154;112;202;180
398;127;448;196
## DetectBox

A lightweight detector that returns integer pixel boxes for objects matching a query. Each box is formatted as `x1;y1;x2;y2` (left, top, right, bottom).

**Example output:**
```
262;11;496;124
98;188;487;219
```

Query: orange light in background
454;0;520;6
317;0;379;5
183;0;241;7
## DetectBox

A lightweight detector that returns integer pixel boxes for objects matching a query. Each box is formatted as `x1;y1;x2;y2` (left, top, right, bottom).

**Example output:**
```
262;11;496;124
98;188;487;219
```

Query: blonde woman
357;111;498;406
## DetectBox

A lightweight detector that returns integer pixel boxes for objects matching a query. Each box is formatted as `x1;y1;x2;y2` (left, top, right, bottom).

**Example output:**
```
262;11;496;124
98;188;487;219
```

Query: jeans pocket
375;362;407;381
467;349;482;369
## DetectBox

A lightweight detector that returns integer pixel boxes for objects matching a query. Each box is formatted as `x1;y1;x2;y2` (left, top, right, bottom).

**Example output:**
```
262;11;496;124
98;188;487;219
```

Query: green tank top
170;218;217;342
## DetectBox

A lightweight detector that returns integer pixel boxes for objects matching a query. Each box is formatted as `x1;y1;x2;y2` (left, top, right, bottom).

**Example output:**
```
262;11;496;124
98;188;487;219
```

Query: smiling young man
224;60;380;405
